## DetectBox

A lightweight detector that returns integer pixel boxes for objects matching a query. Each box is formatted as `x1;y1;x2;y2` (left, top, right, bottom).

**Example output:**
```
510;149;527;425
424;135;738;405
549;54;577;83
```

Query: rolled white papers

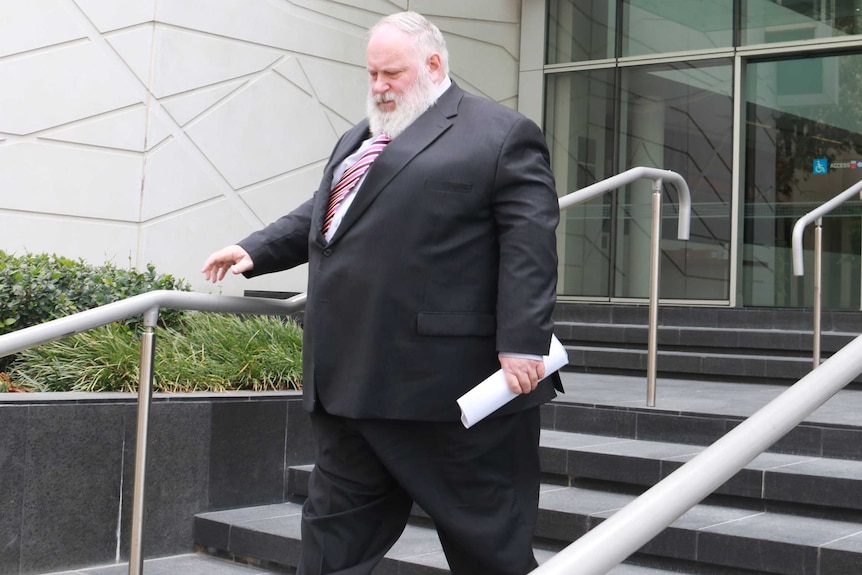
457;335;569;428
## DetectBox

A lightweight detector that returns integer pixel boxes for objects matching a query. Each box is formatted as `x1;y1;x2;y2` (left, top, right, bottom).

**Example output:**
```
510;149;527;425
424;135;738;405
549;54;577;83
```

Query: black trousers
297;407;542;575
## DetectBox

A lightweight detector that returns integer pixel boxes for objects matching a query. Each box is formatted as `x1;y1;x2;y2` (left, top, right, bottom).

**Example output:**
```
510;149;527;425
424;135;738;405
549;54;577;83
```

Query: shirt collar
435;75;452;99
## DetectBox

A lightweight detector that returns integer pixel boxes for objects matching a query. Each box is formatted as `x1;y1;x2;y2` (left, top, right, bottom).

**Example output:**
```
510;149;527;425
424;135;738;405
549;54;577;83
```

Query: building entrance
744;52;862;309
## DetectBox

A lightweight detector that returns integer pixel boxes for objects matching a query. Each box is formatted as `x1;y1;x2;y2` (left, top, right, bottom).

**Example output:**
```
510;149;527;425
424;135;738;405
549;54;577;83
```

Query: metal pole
646;178;663;407
813;218;822;368
128;306;159;575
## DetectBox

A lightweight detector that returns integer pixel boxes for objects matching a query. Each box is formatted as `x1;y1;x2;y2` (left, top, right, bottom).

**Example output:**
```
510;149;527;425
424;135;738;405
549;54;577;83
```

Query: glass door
743;52;862;309
546;60;734;301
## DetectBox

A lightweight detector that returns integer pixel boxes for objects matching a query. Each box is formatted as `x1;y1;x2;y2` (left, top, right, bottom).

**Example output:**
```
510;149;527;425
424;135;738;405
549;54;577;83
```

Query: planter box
0;391;312;575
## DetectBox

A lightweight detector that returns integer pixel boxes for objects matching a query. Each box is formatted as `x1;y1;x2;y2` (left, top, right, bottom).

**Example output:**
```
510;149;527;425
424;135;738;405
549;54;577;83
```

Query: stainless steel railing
530;333;862;575
559;166;692;406
792;180;862;367
0;290;307;575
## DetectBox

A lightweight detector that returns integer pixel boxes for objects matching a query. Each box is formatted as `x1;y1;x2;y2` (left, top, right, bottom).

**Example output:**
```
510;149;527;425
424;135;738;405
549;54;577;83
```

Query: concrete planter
0;391;312;575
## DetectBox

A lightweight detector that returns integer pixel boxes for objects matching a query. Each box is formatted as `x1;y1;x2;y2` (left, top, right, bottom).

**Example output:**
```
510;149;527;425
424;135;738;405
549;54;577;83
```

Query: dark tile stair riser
552;302;862;388
555;323;855;355
544;401;862;460
552;303;862;333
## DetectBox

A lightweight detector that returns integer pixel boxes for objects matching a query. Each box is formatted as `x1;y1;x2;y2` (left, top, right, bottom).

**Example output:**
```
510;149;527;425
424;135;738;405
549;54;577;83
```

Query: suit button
323;248;332;256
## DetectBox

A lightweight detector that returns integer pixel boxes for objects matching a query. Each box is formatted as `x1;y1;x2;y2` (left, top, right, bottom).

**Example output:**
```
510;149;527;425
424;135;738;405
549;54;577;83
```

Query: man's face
366;25;440;114
365;25;443;138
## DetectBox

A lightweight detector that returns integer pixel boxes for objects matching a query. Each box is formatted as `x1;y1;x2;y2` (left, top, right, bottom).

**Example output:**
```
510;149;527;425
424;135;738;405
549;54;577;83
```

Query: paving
556;370;862;426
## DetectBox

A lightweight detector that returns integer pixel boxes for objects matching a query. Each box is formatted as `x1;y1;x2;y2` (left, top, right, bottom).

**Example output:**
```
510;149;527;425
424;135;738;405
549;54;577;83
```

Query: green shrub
9;312;303;393
0;251;190;372
0;251;190;336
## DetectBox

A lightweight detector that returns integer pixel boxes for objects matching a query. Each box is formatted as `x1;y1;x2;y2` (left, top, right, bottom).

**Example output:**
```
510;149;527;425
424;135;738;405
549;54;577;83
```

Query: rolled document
457;335;569;428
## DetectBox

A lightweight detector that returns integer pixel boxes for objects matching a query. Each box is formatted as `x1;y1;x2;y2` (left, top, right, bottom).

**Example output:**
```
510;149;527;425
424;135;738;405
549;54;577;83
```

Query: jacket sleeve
492;116;559;356
237;196;315;277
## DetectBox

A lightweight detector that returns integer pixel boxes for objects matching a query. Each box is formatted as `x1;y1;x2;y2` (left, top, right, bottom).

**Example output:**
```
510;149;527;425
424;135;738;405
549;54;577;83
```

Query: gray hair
369;11;450;75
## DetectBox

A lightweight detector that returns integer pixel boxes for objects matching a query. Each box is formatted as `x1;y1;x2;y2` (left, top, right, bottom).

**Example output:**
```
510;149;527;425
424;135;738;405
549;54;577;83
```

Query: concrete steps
195;407;862;573
553;303;862;384
194;501;706;575
192;299;862;574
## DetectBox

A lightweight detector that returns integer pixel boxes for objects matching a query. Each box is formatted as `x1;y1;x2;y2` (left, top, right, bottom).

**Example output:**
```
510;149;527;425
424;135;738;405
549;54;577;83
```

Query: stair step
287;432;862;514
540;430;862;512
546;373;862;460
195;484;862;574
564;344;816;382
551;303;862;333
194;502;705;574
554;321;857;354
536;485;862;573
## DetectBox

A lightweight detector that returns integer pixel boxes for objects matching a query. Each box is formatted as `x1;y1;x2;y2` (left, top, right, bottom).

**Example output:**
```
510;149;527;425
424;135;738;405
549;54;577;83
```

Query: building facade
0;0;529;296
541;0;862;310
2;0;860;311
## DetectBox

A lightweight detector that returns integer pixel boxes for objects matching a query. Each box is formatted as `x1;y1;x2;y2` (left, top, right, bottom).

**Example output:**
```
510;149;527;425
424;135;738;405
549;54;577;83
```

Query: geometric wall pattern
0;0;524;295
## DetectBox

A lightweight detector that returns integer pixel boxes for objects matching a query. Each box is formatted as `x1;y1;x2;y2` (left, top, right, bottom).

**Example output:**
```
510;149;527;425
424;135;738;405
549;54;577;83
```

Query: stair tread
556;320;859;337
196;502;710;574
538;484;862;540
565;344;811;361
541;429;862;477
196;485;862;573
197;485;862;546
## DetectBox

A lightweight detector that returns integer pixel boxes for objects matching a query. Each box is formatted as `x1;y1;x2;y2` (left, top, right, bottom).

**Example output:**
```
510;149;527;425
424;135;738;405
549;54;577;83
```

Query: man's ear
427;53;444;81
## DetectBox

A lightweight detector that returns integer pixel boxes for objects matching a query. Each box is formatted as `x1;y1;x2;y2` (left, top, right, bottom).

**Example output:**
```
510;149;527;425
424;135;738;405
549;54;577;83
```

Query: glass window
546;60;735;301
622;0;734;57
547;0;616;64
546;69;617;296
743;53;862;309
742;0;862;46
617;60;734;300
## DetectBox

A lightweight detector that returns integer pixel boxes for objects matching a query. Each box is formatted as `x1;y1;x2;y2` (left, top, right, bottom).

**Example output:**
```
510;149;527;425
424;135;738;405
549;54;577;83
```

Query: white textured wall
0;0;524;296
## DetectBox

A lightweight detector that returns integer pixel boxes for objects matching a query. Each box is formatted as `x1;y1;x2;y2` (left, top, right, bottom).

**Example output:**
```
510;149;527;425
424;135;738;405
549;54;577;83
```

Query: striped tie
322;133;391;235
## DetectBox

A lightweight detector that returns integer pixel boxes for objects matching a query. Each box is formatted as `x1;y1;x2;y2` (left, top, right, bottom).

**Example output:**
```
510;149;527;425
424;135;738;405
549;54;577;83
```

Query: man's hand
201;244;254;283
499;355;546;395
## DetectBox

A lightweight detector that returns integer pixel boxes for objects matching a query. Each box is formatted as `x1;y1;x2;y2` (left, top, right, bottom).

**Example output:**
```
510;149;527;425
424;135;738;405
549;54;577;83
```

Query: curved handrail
0;290;307;359
559;166;692;406
791;180;862;276
0;289;307;575
791;179;862;367
559;166;691;240
531;333;862;575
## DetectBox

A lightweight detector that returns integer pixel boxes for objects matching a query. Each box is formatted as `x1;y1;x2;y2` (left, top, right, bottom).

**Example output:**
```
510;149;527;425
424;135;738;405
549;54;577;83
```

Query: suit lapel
327;84;463;245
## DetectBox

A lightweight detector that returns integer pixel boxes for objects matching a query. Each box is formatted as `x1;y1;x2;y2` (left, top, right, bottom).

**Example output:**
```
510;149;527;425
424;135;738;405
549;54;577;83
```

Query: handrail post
558;167;690;406
791;181;862;368
128;306;159;575
646;178;663;407
813;218;822;368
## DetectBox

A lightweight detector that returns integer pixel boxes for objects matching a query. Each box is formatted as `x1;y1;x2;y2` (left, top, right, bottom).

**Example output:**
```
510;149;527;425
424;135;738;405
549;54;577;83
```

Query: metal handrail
792;179;862;367
559;166;692;406
0;290;307;575
530;333;862;575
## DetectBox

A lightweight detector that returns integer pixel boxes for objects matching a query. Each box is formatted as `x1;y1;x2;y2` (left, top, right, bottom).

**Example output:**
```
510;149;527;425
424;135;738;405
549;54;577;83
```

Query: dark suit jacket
239;82;560;421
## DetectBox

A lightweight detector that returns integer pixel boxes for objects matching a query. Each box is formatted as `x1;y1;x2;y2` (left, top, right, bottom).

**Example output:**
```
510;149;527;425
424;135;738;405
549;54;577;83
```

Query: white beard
367;68;439;138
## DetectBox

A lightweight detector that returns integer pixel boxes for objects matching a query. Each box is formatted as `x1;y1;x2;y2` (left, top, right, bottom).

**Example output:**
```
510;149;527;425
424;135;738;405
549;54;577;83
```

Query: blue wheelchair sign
813;158;828;174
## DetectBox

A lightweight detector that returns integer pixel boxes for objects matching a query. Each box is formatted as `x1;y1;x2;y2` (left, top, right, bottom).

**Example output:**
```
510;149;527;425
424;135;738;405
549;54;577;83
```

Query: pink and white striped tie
322;133;391;235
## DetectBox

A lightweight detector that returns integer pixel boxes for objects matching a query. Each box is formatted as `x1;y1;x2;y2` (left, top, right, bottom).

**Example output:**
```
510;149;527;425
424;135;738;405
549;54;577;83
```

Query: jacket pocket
416;312;496;336
423;179;473;194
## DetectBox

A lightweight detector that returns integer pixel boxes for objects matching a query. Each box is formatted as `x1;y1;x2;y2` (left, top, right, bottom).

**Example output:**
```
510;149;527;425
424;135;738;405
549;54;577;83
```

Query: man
202;11;560;575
